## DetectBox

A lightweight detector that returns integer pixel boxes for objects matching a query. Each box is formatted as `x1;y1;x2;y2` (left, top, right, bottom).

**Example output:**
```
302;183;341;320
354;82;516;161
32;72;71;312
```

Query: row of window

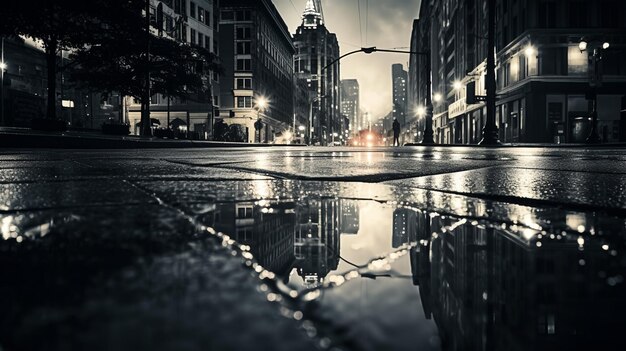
189;1;212;27
190;28;212;50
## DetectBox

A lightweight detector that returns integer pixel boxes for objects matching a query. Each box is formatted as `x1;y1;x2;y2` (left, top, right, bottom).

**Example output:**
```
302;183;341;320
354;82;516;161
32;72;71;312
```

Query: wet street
1;146;625;351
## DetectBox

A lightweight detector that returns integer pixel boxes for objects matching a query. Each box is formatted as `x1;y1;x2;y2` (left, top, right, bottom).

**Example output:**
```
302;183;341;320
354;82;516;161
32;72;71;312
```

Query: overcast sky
273;0;421;119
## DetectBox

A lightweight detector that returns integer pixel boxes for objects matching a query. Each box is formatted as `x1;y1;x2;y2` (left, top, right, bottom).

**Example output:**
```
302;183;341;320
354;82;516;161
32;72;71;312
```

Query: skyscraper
341;79;360;134
392;63;408;128
293;0;341;146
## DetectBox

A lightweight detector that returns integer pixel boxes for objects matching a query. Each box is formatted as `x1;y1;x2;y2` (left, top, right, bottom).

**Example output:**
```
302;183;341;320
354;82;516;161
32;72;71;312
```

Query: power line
356;0;363;46
288;0;298;14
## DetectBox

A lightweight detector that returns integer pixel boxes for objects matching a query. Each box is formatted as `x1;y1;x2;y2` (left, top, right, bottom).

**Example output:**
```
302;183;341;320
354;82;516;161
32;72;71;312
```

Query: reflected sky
196;193;626;350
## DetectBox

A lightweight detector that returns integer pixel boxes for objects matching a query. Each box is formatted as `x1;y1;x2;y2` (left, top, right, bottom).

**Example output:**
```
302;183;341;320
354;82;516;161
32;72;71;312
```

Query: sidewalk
0;127;296;149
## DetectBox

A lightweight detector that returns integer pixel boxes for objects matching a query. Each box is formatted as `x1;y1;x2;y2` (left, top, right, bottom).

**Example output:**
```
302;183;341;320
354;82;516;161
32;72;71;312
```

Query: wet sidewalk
1;146;625;351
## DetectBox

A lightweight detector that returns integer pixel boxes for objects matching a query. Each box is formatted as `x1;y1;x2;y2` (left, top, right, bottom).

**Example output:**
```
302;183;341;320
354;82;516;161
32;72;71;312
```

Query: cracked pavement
1;146;625;351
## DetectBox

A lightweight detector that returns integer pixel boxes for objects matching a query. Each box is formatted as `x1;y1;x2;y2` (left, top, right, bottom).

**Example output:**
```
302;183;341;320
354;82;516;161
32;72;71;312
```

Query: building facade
392;63;408;130
293;0;341;146
218;0;294;143
412;0;626;144
340;79;360;135
127;0;220;139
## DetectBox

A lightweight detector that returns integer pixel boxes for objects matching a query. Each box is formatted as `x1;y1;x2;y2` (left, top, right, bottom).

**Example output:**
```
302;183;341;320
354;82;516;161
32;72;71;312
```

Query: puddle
207;197;626;350
1;187;625;350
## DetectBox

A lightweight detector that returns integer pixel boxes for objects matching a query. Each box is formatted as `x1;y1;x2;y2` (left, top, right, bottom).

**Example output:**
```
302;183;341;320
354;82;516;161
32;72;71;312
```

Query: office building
293;0;341;146
412;0;626;144
218;0;295;143
341;79;360;134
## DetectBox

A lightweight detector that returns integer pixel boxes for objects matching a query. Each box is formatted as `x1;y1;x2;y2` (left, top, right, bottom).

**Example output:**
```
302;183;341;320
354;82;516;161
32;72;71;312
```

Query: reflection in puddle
205;197;626;350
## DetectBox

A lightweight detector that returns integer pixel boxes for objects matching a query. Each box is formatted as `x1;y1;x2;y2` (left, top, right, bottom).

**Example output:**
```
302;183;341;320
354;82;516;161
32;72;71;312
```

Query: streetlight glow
416;105;426;116
255;96;268;110
603;42;610;49
433;93;443;102
579;41;588;52
524;45;536;58
453;80;463;91
0;62;6;70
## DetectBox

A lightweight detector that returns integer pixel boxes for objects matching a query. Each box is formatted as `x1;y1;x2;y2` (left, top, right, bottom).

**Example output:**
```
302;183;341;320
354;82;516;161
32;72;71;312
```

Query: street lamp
0;61;6;127
433;93;443;103
579;38;610;143
453;80;463;91
255;96;268;143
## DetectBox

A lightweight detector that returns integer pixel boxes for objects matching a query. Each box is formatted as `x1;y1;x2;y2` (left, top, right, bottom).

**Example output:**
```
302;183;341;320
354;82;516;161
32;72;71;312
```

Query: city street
1;145;625;350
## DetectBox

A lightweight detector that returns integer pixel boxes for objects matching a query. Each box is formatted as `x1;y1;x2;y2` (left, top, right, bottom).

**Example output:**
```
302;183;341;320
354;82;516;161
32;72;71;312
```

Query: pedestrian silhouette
392;118;401;146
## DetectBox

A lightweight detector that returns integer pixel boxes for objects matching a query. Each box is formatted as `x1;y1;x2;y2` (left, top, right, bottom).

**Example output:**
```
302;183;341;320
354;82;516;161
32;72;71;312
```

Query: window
602;2;621;28
567;46;587;75
237;207;253;218
190;28;196;45
236;27;251;39
221;10;234;21
569;1;587;27
197;33;203;48
236;78;252;89
190;1;196;18
538;1;556;28
541;47;566;75
204;35;211;50
236;58;251;71
174;0;181;14
198;7;205;23
236;41;251;55
236;10;251;21
236;96;252;108
204;11;211;26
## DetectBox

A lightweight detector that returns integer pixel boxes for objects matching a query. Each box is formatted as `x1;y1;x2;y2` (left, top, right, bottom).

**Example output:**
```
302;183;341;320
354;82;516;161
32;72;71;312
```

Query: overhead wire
357;0;363;46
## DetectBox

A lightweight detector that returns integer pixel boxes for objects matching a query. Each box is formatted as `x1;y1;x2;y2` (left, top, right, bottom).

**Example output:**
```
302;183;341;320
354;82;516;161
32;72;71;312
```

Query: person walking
392;118;401;146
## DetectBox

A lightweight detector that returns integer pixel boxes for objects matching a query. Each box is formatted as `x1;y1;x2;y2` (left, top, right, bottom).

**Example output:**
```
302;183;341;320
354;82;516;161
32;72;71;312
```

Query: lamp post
579;39;610;144
1;37;6;127
478;0;500;145
255;96;267;143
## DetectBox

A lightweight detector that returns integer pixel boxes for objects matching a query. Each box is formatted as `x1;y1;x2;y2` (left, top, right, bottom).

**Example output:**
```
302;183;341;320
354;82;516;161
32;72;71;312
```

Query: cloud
273;0;420;120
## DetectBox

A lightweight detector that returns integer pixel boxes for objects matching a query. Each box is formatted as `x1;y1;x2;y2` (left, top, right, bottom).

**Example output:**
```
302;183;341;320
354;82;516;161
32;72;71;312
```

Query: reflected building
340;199;359;235
392;208;417;248
409;214;626;350
212;200;296;275
294;198;341;288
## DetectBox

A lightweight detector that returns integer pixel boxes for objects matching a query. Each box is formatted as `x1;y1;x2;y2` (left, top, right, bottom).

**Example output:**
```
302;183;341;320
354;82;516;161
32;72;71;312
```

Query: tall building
341;79;360;134
128;0;220;139
392;63;408;133
218;0;295;143
293;0;341;146
415;0;626;144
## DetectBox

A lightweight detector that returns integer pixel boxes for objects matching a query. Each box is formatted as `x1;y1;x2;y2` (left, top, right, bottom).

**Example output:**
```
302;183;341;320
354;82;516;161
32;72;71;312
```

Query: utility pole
140;0;152;137
421;51;435;144
1;37;5;127
479;0;500;145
